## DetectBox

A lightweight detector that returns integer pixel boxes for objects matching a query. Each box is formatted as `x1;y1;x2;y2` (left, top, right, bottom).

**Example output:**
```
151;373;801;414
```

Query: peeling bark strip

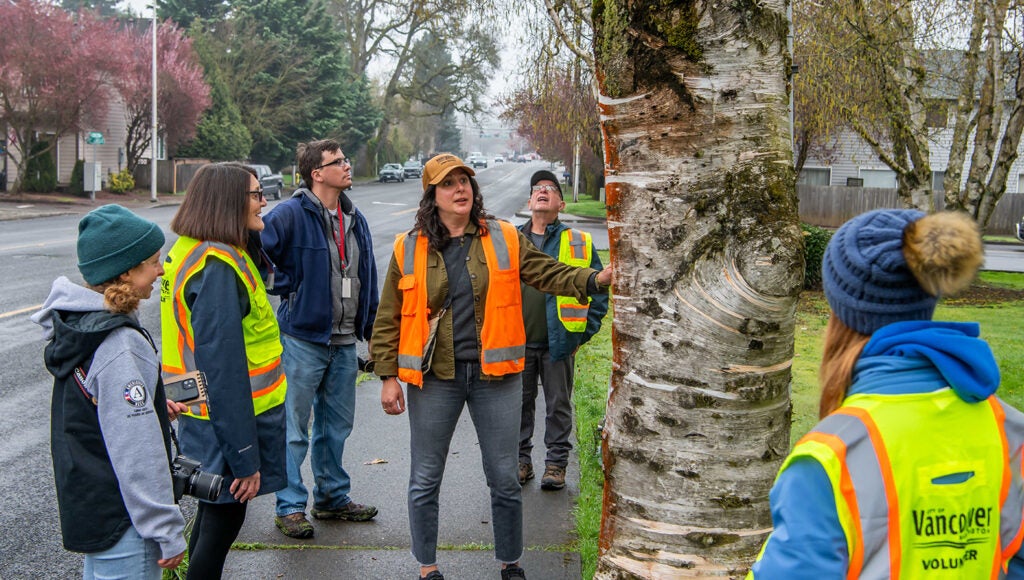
594;0;800;578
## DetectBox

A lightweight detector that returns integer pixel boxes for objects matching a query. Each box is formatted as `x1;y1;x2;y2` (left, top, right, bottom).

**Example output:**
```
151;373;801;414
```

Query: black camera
171;455;223;502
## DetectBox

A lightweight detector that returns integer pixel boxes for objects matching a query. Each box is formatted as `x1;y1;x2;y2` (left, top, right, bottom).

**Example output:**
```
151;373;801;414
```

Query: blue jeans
275;334;358;516
408;363;523;566
82;525;161;580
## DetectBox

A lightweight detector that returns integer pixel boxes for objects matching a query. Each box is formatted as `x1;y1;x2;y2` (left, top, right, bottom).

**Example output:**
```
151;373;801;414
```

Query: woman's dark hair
413;172;493;251
171;162;258;247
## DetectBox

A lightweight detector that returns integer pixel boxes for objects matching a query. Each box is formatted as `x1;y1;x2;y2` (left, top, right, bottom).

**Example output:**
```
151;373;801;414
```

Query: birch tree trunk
592;0;801;577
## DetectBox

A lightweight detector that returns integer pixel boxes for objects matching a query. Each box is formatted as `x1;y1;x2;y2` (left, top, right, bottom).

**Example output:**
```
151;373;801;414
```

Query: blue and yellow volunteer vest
160;236;286;419
753;389;1024;579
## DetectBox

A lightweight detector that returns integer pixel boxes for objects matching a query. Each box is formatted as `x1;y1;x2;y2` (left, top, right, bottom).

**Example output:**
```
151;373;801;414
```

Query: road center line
0;304;42;320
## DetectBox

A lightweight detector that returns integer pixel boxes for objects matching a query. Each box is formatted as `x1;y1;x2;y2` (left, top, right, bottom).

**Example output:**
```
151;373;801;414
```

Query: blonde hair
818;314;870;418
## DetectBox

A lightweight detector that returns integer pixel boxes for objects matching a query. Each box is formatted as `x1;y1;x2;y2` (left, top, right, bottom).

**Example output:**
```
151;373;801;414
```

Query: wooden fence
798;185;1024;236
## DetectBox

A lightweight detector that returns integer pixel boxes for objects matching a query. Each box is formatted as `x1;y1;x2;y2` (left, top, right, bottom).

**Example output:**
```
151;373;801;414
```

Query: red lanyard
333;212;347;270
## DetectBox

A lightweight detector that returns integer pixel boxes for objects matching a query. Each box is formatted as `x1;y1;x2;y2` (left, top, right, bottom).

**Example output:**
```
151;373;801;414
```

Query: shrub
69;159;85;196
108;168;135;194
802;223;833;289
22;141;57;192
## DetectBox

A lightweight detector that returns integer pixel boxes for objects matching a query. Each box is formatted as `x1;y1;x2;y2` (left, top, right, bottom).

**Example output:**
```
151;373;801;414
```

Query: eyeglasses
315;156;351;170
248;189;264;201
531;184;559;194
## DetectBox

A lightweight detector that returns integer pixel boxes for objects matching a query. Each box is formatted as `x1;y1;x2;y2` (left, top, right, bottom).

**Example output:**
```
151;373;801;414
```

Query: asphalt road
0;160;551;578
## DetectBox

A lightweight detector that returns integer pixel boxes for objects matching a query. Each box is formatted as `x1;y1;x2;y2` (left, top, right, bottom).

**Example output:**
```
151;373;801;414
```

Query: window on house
860;168;898;189
932;171;945;191
925;100;948;128
797;167;831;186
1017;173;1024;194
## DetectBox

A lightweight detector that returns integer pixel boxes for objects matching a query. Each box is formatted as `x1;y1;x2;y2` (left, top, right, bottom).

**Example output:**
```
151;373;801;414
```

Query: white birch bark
592;0;801;576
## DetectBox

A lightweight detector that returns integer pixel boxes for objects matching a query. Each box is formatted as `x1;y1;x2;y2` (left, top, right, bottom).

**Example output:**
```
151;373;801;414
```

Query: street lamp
150;3;158;202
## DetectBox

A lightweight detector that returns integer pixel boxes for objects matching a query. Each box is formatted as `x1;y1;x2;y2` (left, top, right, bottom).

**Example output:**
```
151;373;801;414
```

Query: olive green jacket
371;220;598;381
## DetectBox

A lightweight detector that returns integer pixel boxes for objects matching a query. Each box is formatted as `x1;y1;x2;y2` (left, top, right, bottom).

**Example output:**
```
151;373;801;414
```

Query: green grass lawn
571;266;1024;577
562;196;607;219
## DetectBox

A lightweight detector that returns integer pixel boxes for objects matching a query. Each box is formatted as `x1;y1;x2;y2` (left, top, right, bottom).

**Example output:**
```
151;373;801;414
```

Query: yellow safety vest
555;228;592;332
160;236;286;419
751;390;1024;579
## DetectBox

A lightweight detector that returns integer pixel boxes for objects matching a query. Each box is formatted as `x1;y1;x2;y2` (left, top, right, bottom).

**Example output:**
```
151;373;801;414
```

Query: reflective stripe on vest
394;220;525;386
160;236;286;419
555;228;592;332
763;390;1023;579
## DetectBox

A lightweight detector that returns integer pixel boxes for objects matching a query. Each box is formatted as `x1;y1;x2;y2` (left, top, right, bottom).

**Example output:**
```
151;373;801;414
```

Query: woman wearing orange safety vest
749;209;1024;579
370;154;612;580
161;163;287;579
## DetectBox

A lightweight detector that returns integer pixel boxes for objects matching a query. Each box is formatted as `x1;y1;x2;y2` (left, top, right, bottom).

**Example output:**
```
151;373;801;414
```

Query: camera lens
188;471;224;502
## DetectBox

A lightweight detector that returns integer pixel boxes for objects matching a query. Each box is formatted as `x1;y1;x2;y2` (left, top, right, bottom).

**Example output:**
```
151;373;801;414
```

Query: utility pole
150;4;158;202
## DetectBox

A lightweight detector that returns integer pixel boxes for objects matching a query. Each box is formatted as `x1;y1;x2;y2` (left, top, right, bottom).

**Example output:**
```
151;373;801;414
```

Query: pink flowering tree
0;2;125;192
111;21;210;173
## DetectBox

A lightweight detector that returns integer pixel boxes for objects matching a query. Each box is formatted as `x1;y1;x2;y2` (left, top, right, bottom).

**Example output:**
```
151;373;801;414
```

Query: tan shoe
518;462;534;485
540;465;566;490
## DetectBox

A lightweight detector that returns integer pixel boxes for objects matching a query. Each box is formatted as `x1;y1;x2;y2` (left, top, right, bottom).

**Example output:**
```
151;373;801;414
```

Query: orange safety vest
395;220;525;386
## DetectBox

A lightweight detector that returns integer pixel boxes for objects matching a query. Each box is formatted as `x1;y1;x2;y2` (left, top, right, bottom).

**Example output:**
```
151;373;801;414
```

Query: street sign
86;131;104;145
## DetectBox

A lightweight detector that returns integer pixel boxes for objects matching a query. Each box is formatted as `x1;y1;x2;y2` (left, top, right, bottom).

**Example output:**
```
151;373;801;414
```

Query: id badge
342;277;353;298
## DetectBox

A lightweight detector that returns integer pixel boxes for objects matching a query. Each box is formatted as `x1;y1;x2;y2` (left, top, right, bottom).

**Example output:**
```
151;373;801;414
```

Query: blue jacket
518;219;609;360
261;190;378;343
177;260;287;503
751;321;1024;578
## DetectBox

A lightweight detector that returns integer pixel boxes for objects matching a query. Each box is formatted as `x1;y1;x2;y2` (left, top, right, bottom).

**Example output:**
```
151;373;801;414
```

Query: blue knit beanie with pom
822;208;932;335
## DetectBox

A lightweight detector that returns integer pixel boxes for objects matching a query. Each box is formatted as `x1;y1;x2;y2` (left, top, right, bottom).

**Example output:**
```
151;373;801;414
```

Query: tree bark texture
593;0;801;577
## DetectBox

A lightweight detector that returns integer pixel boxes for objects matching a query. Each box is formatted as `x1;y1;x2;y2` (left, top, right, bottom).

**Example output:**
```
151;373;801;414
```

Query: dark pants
519;347;574;468
186;501;247;580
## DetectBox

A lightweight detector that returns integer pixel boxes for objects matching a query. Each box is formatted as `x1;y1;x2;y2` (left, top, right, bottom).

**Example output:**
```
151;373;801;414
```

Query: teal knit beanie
77;205;165;285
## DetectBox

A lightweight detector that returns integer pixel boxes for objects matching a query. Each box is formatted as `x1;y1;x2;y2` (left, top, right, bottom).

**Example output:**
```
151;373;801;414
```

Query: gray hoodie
32;276;186;559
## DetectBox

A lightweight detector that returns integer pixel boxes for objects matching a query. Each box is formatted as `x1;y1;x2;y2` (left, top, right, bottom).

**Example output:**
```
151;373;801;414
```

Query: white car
468;152;488;169
494;156;504;163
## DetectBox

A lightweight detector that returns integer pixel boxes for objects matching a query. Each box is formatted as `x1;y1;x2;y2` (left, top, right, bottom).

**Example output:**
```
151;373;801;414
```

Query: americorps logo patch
123;380;148;408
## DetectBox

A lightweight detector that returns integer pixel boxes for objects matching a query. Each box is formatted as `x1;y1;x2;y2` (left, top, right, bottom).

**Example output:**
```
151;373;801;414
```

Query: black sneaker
420;571;444;580
501;565;526;579
311;501;378;521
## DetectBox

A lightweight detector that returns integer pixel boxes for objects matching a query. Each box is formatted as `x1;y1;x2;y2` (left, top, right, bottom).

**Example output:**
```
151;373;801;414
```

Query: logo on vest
123;380;148;408
913;505;993;572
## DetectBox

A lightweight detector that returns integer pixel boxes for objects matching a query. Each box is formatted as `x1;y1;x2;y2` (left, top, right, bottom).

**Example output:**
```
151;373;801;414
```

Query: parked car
494;155;504;163
1017;217;1024;242
378;163;405;183
252;164;284;200
468;152;488;169
403;160;423;178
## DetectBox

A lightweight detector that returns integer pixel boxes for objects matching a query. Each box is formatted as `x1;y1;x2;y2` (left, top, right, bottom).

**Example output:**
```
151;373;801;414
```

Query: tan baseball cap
422;153;476;190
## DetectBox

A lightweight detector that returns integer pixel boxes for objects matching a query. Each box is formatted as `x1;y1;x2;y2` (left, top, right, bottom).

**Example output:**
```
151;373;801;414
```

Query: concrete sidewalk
222;377;582;580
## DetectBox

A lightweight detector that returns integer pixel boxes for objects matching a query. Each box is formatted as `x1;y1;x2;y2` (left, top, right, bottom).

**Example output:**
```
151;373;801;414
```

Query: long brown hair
818;314;871;418
413;174;494;251
171;162;257;247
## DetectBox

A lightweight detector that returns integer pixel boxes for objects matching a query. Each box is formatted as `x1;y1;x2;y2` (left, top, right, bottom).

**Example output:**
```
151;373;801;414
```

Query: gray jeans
408;363;524;566
519;347;574;467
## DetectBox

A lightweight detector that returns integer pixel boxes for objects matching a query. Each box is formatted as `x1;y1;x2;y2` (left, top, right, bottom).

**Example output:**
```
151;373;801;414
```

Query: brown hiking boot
311;501;378;521
540;465;566;491
518;462;534;485
274;512;314;539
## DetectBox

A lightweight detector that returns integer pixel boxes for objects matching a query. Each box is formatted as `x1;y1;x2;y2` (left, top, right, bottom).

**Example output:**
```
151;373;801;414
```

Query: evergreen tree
176;36;252;161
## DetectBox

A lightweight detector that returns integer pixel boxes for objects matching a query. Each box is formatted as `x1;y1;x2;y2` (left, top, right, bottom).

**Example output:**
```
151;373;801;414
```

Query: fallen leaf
364;458;388;465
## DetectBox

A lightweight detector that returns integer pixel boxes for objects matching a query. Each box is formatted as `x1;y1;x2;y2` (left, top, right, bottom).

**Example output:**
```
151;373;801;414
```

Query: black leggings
186;501;248;580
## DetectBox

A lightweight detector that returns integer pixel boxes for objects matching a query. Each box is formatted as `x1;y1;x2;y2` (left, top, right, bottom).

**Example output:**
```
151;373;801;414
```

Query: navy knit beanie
822;208;932;335
77;205;165;285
